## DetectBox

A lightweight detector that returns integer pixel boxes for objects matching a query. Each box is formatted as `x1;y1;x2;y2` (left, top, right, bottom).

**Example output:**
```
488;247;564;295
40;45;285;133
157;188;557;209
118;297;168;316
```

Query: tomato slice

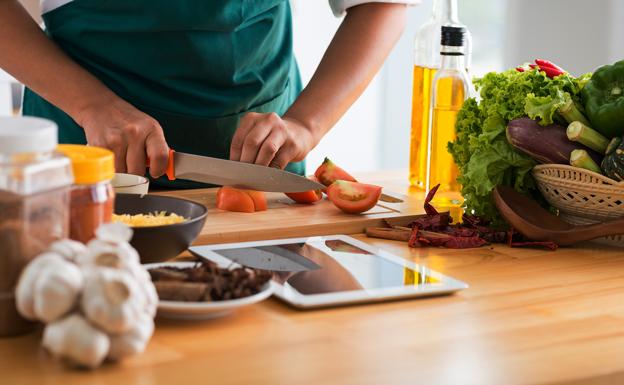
285;176;323;204
326;180;382;214
216;187;255;213
285;190;323;204
244;190;267;211
314;157;357;187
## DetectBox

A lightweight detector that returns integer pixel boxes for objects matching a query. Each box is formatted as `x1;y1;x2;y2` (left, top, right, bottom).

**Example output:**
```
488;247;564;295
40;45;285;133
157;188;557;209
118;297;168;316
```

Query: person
0;0;418;187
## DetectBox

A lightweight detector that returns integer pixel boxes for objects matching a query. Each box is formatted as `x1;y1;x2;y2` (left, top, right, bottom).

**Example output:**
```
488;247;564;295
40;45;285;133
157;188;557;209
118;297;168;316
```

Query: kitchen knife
190;245;321;272
152;149;325;193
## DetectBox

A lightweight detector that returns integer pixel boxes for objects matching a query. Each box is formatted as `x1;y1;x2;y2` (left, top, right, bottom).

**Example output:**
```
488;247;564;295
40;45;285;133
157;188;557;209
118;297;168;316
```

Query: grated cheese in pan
112;211;187;227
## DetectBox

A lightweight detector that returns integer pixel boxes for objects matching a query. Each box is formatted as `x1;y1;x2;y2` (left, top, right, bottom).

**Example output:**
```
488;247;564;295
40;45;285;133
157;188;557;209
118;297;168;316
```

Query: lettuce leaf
448;68;587;225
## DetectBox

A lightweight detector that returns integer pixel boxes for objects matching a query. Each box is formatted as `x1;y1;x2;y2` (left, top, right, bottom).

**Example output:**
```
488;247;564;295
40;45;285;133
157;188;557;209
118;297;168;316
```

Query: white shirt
42;0;420;16
329;0;421;17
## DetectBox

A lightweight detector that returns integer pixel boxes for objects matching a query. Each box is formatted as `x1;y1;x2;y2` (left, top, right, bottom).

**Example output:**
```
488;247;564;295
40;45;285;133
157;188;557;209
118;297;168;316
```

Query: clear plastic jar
56;145;115;244
0;117;72;337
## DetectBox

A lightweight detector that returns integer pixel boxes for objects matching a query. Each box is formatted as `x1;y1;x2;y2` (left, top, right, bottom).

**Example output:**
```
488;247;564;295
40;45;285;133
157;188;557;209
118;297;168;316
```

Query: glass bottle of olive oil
425;26;470;197
409;0;471;189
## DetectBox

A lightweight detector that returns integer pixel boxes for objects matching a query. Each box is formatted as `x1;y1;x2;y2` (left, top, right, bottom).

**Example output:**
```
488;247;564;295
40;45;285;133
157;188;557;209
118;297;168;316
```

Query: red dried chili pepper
516;67;525;72
532;59;565;79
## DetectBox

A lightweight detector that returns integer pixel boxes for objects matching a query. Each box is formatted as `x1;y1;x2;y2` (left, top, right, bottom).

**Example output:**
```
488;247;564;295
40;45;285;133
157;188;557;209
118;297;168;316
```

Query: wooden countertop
3;171;624;385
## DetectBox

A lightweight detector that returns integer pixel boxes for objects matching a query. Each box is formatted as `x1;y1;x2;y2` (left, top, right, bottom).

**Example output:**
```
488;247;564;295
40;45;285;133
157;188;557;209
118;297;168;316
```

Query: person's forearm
284;3;407;142
0;0;116;123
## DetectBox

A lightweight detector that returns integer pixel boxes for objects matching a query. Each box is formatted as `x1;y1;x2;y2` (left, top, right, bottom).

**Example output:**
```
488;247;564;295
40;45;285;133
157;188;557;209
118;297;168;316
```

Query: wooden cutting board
155;187;426;245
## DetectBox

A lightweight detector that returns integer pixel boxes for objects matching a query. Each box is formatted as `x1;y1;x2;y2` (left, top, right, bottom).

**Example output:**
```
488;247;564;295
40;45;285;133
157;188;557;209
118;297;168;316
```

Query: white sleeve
329;0;421;18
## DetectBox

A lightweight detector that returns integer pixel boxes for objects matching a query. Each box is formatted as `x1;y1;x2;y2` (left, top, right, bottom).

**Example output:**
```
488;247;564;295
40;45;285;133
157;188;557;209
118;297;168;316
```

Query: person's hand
229;112;317;169
76;96;170;178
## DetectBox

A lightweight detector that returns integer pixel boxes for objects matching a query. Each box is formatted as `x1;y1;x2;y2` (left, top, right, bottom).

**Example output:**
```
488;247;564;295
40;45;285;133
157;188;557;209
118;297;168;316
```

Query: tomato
285;176;323;204
216;187;255;213
244;190;267;211
314;157;357;187
326;180;382;214
285;190;323;204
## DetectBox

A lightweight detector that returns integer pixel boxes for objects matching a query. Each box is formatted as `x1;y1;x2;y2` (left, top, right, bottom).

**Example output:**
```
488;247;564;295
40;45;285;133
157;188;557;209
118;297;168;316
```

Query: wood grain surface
2;171;623;385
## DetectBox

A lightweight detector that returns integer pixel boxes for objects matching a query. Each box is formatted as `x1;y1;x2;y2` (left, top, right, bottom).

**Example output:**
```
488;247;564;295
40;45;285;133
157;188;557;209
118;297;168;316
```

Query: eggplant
506;117;603;165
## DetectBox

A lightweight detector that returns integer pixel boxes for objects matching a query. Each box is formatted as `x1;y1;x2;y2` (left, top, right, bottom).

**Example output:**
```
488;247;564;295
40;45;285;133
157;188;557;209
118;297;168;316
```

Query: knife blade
161;150;325;192
190;245;321;272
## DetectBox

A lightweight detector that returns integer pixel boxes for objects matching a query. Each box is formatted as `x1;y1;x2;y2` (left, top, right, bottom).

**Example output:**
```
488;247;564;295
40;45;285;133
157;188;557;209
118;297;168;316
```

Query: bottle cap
56;144;115;184
441;26;465;47
0;117;57;155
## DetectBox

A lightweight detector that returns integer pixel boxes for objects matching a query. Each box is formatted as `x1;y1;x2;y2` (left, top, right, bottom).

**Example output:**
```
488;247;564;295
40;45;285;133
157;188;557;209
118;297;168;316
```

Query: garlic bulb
42;314;110;369
32;260;83;322
15;252;80;321
95;222;133;244
107;311;154;360
83;239;140;269
48;239;88;263
81;268;147;334
18;222;157;369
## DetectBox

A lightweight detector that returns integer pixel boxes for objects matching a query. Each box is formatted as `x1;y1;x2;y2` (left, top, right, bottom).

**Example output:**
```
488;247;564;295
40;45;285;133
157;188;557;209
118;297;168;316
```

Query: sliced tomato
285;190;323;204
244;190;267;211
285;176;323;204
326;180;382;214
216;187;255;213
314;157;357;187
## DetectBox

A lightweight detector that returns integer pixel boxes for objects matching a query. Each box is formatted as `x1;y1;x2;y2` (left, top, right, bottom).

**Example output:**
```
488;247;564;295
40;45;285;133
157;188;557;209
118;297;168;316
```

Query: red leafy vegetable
406;185;558;250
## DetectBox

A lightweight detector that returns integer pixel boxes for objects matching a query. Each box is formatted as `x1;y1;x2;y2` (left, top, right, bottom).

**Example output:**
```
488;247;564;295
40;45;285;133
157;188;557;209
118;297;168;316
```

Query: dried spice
0;188;70;336
149;260;272;302
367;184;558;250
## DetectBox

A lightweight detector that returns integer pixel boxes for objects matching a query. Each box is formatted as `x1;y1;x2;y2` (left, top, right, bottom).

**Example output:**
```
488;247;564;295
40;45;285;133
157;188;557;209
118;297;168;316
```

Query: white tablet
189;235;468;309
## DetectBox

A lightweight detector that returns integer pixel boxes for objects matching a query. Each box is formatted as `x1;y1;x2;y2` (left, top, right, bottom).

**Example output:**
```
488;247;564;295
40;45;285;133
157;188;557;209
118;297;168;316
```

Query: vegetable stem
570;149;602;174
566;121;610;154
559;98;591;126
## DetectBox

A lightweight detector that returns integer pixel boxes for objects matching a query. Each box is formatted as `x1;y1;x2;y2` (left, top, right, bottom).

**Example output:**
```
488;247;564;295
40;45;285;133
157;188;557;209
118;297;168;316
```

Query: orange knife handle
146;149;176;181
165;149;175;181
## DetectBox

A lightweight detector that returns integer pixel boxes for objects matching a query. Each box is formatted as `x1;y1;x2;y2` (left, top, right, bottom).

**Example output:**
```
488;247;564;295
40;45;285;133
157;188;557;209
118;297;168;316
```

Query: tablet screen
214;239;441;295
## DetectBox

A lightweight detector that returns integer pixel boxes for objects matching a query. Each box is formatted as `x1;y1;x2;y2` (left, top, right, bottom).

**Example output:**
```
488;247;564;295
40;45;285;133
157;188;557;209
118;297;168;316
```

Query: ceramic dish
145;261;274;320
112;173;149;195
115;194;208;263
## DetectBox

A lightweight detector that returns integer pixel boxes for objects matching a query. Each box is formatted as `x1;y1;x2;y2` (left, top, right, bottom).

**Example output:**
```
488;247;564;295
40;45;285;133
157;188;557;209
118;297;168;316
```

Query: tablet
189;235;468;309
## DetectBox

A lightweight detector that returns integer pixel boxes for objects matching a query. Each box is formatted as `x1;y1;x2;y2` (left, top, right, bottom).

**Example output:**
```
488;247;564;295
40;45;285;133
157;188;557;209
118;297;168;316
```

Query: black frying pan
114;193;208;263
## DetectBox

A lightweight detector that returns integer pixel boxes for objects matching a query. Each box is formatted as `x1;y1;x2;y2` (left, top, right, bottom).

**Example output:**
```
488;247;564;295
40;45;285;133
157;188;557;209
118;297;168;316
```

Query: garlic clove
81;268;146;334
42;314;110;369
32;260;83;322
48;240;88;263
15;252;67;320
84;239;140;269
95;223;133;244
107;312;155;361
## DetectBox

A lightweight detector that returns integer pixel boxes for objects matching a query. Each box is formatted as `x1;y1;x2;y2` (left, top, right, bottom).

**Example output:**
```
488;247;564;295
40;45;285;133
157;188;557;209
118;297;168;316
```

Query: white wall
505;0;624;75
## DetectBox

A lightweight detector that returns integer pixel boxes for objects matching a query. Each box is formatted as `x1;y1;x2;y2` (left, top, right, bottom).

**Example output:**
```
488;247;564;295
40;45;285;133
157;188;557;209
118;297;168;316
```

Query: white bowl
112;173;149;195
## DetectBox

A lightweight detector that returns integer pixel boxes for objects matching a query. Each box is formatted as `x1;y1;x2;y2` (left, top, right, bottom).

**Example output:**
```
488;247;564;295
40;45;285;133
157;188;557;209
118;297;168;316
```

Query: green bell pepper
582;59;624;138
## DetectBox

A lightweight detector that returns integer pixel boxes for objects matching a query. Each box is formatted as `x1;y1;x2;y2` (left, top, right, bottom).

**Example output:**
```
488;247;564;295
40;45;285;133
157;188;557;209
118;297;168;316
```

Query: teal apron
23;0;305;188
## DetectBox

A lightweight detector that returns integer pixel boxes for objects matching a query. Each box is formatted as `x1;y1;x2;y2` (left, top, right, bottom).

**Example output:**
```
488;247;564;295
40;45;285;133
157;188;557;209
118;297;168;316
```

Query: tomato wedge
216;187;266;213
285;190;323;204
285;176;323;204
314;157;357;187
326;180;382;214
244;190;267;211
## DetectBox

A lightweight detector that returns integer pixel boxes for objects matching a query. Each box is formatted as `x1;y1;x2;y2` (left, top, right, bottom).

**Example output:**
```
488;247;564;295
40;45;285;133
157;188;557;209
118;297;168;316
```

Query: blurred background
2;0;623;174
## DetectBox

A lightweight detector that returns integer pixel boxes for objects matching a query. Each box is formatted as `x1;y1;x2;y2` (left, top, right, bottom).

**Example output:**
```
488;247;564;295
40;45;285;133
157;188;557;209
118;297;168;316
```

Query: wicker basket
532;164;624;246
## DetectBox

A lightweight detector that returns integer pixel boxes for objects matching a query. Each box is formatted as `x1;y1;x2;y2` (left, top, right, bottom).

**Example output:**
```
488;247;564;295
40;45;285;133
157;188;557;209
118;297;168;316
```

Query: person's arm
0;1;169;176
230;3;407;168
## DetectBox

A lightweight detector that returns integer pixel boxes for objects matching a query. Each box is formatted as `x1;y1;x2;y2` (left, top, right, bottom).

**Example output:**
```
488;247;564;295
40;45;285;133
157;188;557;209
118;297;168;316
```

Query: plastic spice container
56;145;115;244
0;117;73;337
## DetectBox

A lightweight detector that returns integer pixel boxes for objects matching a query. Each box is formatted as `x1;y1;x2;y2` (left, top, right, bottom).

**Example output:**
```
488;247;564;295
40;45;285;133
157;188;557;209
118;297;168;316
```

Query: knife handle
146;148;176;181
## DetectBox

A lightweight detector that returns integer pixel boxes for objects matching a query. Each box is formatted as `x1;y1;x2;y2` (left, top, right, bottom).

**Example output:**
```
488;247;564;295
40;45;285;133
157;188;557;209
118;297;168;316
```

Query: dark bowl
114;193;208;263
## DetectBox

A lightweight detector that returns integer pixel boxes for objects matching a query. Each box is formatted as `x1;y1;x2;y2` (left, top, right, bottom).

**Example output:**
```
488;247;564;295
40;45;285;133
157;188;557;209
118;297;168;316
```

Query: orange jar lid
56;144;115;185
